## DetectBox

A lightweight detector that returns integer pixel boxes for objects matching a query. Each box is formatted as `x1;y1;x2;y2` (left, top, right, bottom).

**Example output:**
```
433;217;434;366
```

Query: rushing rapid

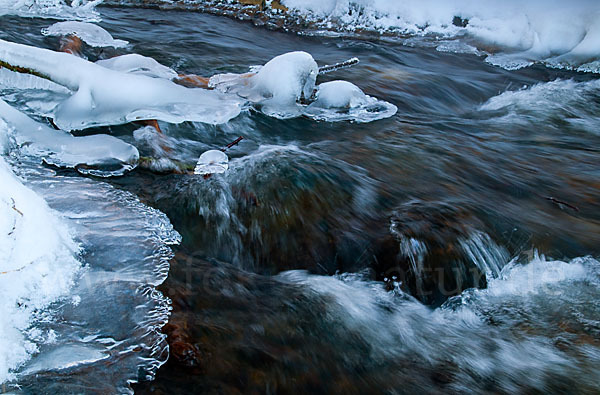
0;1;599;394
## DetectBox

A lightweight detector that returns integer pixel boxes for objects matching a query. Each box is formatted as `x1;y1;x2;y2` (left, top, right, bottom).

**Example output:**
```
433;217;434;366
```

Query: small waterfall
459;231;509;279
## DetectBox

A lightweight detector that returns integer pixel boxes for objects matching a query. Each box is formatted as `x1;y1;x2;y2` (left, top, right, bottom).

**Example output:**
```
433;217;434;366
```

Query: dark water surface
2;4;600;394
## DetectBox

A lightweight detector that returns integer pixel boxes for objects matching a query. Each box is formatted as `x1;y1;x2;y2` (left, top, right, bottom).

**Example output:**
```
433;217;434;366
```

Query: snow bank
279;0;600;72
0;0;103;21
0;155;81;384
42;21;128;48
0;39;242;130
0;99;139;177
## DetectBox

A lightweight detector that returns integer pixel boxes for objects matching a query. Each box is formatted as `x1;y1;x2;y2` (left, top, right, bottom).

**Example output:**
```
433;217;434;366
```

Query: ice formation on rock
194;149;229;175
210;52;396;122
96;54;178;80
0;98;139;176
0;39;243;130
305;81;397;123
42;21;128;48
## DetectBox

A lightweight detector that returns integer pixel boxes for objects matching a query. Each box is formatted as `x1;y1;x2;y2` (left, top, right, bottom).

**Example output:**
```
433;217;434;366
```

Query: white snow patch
0;0;103;21
279;0;600;72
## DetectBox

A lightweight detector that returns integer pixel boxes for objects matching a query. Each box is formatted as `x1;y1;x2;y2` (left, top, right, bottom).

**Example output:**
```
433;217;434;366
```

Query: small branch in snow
11;198;23;216
0;261;35;275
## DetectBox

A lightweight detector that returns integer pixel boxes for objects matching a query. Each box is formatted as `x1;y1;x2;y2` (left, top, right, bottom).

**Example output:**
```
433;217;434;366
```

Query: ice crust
0;40;392;126
0;156;81;384
0;159;181;393
42;21;128;48
0;98;139;177
96;54;178;80
0;39;243;130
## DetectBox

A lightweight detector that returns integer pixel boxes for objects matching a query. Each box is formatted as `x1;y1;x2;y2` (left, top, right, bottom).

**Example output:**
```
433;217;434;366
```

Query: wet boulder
373;199;508;306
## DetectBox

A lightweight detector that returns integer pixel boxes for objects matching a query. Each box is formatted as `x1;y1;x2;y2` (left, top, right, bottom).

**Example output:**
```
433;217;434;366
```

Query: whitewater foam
278;253;600;392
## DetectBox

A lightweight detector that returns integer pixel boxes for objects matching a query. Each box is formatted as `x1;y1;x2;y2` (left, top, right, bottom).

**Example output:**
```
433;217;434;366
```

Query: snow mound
42;21;128;48
210;52;395;122
305;80;397;123
0;99;139;177
0;155;81;384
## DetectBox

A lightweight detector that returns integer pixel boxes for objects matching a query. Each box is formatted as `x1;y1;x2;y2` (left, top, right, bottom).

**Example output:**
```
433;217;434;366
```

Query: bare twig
0;261;34;275
221;136;244;152
545;196;580;212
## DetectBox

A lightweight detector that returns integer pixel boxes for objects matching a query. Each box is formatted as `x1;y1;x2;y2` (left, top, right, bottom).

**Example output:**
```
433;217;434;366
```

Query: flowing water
0;2;599;394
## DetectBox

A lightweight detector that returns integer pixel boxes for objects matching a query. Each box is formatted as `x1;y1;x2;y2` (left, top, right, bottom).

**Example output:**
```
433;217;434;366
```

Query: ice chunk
0;98;139;177
96;54;178;80
304;81;397;123
0;39;242;130
42;21;128;48
194;149;229;175
0;156;81;384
